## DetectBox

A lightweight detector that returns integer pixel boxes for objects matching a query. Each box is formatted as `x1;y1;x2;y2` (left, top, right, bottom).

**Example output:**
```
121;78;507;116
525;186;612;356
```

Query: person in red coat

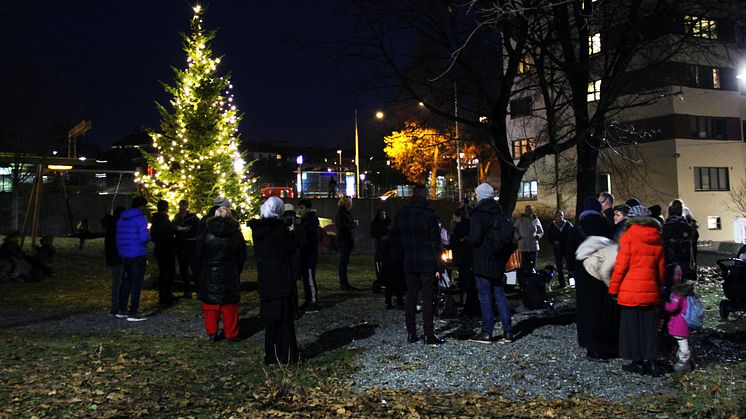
609;205;665;376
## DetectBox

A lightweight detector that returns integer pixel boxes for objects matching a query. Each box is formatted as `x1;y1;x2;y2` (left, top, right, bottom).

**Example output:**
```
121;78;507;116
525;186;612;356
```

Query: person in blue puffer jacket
115;196;150;321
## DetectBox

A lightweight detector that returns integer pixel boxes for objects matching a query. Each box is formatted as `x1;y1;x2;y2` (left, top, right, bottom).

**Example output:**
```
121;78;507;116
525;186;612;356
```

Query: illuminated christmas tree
137;4;257;220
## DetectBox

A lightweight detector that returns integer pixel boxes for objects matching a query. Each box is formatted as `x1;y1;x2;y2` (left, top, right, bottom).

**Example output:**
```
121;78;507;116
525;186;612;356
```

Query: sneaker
115;313;128;319
126;314;148;322
468;332;493;344
502;332;515;342
673;361;692;373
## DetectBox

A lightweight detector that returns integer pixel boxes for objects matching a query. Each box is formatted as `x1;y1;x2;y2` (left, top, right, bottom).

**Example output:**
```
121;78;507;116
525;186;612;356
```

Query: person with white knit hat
467;183;514;343
249;197;301;365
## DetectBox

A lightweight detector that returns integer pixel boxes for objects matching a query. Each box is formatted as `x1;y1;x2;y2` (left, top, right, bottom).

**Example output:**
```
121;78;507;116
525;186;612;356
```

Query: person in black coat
450;208;478;316
173;200;200;299
379;232;405;310
662;199;699;283
196;207;246;342
566;196;616;360
335;196;357;290
371;209;391;291
249;197;301;365
467;183;514;343
102;207;125;315
545;210;573;288
150;200;176;305
298;199;320;311
388;185;445;345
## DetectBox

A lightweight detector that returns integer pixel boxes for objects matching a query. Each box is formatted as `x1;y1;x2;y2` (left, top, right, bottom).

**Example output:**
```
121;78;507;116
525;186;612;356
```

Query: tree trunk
497;159;523;215
575;139;600;216
430;146;439;199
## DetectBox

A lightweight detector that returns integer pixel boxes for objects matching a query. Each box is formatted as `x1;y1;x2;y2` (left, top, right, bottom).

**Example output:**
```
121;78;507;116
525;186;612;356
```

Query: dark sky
1;0;390;152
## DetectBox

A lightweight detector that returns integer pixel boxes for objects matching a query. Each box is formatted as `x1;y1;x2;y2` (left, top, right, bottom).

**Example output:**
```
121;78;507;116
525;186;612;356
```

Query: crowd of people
1;185;702;372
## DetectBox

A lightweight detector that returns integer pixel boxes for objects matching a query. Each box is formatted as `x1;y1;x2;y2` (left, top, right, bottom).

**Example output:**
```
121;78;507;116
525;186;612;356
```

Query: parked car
260;186;294;199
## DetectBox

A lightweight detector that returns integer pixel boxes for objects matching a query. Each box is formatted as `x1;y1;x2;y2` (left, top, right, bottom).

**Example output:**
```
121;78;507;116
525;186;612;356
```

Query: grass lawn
1;238;745;417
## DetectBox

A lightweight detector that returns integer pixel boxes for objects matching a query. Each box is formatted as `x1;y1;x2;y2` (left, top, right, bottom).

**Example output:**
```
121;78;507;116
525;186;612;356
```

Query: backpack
682;295;704;330
484;209;516;258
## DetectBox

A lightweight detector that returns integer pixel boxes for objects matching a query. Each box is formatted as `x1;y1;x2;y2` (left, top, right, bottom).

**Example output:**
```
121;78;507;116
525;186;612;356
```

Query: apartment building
506;7;746;242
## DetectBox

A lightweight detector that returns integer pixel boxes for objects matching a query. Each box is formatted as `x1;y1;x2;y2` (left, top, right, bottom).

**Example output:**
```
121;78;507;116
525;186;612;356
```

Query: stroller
716;257;746;319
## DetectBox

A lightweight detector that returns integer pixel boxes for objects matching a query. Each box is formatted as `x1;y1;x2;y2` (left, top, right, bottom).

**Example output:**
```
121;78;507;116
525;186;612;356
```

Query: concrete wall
0;191;132;237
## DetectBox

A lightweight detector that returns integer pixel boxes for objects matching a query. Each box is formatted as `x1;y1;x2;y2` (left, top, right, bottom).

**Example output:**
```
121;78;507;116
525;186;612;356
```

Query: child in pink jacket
664;282;695;372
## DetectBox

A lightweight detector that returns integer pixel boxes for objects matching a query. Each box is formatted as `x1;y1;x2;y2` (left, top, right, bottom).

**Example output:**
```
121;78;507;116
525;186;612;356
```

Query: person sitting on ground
24;235;56;282
196;206;246;343
0;231;24;281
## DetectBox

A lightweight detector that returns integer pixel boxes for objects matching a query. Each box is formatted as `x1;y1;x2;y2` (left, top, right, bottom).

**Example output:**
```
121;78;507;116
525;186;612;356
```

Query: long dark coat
388;198;441;273
566;212;617;356
248;218;300;318
196;217;247;305
335;205;356;248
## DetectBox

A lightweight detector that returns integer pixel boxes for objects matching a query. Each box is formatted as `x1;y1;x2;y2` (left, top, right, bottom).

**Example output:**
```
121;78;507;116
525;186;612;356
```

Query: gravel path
3;274;745;403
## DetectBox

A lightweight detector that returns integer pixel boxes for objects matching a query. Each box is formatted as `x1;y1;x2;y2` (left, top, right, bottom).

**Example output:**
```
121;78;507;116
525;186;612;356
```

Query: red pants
202;303;239;340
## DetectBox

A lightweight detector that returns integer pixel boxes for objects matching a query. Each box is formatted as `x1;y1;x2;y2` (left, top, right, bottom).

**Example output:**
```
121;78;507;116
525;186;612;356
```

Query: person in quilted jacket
609;205;665;376
196;206;246;342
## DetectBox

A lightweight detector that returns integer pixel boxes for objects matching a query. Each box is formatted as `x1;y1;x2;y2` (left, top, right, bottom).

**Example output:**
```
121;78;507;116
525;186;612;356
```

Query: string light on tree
136;3;258;220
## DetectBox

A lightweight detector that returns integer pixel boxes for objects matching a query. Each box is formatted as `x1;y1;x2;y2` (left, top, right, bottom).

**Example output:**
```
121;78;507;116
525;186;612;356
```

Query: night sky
1;0;389;153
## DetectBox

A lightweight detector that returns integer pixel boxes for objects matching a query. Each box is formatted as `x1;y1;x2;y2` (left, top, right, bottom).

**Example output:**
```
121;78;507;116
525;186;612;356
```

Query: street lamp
336;149;342;188
295;155;304;197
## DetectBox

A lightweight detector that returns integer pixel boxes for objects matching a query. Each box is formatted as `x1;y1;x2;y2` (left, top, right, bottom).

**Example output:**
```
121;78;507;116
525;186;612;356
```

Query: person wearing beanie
625;197;641;208
566;196;615;360
467;183;514;343
609;202;665;376
475;183;495;201
662;199;699;282
214;197;230;208
248;197;301;364
648;204;665;226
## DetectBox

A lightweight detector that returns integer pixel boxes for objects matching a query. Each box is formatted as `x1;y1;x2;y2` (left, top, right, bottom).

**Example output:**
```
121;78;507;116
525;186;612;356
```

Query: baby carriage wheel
720;300;730;320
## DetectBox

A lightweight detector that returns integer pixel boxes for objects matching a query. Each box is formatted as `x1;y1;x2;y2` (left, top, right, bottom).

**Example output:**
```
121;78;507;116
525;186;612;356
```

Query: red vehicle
260;186;294;199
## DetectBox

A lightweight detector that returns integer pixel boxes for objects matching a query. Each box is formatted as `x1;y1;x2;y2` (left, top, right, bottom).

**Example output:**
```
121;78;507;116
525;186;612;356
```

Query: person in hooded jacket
609;205;665;376
196;206;246;342
115;196;150;321
566;196;616;360
468;183;514;343
102;207;125;316
249;197;301;365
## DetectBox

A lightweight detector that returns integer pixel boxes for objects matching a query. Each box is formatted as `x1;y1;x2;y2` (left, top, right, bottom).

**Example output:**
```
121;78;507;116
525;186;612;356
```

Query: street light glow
375;111;384;119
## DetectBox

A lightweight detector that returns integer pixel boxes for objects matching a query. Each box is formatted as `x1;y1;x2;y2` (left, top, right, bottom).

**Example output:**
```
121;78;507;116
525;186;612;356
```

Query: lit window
512;138;536;159
518;54;533;74
685;15;718;39
694;167;729;191
707;216;722;230
518;180;538;200
589;33;601;54
587;80;601;102
712;68;721;89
